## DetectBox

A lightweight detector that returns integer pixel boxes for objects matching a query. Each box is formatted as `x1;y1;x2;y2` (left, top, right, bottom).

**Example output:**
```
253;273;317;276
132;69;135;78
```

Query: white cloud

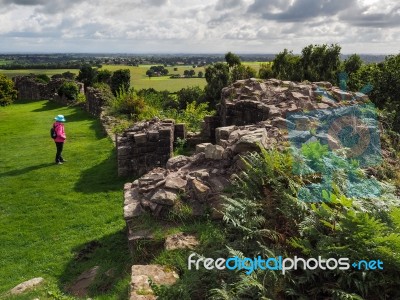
0;0;398;53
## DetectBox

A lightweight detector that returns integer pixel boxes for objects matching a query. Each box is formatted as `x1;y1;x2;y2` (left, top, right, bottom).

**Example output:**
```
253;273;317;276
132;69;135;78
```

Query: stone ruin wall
116;119;176;177
117;78;371;180
13;75;84;105
123;78;371;226
85;87;107;117
119;78;371;299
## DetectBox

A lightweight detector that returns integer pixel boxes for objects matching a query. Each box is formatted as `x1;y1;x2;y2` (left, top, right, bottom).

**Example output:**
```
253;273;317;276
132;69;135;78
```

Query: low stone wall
13;75;84;104
116;119;175;177
85;87;107;117
14;76;49;100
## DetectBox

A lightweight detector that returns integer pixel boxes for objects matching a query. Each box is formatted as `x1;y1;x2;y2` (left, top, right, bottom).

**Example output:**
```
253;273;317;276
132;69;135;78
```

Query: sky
0;0;399;54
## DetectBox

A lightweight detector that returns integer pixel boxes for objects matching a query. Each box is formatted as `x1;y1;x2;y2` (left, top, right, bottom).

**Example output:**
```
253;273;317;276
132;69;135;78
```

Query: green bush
0;74;17;106
58;81;79;101
174;101;214;132
110;87;145;119
35;74;51;84
76;93;86;104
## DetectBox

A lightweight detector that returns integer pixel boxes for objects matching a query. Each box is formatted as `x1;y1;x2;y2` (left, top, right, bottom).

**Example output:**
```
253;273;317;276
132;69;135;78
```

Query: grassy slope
0;100;134;299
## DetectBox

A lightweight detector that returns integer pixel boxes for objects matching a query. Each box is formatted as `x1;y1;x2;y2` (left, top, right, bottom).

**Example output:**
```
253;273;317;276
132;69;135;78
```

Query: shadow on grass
74;148;132;193
31;100;61;112
0;162;55;177
66;111;107;140
59;229;132;300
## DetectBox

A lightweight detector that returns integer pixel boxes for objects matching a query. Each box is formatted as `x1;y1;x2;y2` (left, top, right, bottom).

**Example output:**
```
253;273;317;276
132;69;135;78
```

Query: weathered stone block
196;143;211;154
117;146;131;157
166;155;190;170
130;265;179;300
190;179;211;202
134;133;147;145
147;131;159;142
150;189;178;206
205;144;224;160
10;278;45;295
165;175;187;191
233;128;268;154
165;233;199;251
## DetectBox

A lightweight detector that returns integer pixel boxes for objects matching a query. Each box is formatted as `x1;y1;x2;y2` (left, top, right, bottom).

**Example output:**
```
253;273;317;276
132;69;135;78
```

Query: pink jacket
53;122;66;143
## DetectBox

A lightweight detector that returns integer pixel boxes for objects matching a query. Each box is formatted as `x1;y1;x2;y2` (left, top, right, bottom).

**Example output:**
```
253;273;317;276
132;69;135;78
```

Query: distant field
0;62;272;92
100;64;207;92
0;59;11;66
242;61;272;73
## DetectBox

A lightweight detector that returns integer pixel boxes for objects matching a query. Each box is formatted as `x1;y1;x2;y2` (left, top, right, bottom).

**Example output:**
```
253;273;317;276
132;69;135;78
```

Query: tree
0;74;17;106
77;65;97;88
343;54;363;75
204;62;229;109
301;44;341;83
225;51;241;69
258;63;273;79
177;86;205;109
189;69;196;77
146;69;155;79
97;69;112;84
148;65;168;76
111;69;130;95
231;65;256;81
198;71;204;78
272;49;302;81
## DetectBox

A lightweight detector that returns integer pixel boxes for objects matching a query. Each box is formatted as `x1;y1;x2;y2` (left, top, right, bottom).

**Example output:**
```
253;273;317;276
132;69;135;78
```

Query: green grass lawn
0;100;134;299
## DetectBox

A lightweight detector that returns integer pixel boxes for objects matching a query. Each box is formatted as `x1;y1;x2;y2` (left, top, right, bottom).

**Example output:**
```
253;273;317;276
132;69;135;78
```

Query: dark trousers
55;142;64;163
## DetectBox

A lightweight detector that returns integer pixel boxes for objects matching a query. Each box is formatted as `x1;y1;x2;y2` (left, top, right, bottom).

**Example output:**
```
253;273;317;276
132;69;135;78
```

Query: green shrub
62;71;76;80
110;87;145;119
35;74;51;84
58;81;79;101
76;93;86;104
173;101;215;132
0;74;17;106
173;137;189;156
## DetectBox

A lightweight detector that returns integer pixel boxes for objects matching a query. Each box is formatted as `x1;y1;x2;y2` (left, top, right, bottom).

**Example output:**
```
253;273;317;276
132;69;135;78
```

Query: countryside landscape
1;0;400;299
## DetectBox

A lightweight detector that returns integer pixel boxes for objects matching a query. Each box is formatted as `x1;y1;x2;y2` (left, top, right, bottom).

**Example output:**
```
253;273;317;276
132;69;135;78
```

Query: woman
53;115;67;165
